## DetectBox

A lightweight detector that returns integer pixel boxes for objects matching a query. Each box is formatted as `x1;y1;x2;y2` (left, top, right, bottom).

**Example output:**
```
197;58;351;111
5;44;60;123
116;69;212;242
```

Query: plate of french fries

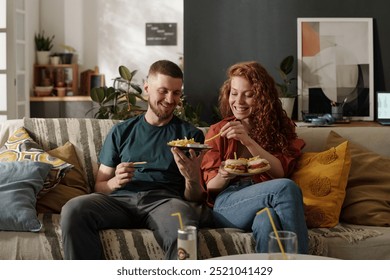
167;137;211;151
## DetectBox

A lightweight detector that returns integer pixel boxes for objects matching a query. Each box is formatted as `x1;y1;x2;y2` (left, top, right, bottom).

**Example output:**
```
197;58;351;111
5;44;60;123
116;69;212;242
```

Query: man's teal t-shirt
99;114;204;197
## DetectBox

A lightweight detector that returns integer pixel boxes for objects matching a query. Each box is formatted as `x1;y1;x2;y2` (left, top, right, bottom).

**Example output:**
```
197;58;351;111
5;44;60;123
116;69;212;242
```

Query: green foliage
174;97;209;127
276;55;297;98
34;31;55;51
212;105;222;122
61;44;76;53
89;65;147;120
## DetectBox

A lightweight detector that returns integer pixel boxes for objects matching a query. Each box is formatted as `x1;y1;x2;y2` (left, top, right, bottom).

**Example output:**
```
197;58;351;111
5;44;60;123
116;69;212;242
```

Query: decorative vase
36;51;51;65
279;97;295;118
59;53;73;64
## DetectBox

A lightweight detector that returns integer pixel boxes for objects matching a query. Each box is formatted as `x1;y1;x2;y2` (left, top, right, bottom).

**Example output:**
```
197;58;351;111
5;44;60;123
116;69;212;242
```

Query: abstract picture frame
297;18;374;121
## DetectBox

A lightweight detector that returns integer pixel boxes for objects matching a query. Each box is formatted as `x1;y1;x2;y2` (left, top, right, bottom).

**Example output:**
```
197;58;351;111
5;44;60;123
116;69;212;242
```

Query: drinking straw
171;212;184;230
256;207;287;260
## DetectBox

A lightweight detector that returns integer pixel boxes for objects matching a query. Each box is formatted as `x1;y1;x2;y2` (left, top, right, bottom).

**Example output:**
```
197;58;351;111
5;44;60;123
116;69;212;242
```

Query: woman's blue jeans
213;178;308;254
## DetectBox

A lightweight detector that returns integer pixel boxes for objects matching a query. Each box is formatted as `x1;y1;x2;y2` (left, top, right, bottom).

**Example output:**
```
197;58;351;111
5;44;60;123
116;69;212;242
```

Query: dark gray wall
184;0;389;123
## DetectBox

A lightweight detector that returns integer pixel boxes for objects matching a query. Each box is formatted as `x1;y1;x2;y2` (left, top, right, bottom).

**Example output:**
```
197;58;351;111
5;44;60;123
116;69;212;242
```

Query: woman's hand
220;121;252;146
218;161;237;181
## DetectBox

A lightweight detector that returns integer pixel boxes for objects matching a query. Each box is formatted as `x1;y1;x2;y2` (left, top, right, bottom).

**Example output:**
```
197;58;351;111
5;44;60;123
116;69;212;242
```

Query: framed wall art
297;18;374;120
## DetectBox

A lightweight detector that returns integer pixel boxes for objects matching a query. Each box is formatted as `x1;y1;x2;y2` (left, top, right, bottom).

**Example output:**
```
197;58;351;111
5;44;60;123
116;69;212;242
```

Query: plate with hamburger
224;156;271;175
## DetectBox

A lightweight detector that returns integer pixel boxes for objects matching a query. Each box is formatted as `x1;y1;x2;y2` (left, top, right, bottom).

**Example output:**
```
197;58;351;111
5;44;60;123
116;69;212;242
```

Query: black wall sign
146;23;177;46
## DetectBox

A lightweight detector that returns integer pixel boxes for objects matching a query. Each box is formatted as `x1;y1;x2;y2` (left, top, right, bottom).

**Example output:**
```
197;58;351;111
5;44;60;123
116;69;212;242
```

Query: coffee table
210;253;336;260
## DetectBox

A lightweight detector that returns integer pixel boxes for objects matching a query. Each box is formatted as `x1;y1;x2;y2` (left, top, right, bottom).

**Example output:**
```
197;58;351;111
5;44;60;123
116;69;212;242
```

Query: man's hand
95;162;135;194
171;147;204;180
171;147;206;202
113;162;136;187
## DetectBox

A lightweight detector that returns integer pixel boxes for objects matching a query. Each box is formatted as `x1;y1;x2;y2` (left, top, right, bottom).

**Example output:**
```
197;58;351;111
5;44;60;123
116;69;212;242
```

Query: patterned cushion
0;127;73;198
291;141;352;228
23;118;120;192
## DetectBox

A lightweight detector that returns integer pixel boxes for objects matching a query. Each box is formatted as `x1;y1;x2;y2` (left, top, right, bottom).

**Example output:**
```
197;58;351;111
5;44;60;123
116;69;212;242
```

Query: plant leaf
90;87;105;103
280;55;294;75
130;83;143;94
119;65;132;81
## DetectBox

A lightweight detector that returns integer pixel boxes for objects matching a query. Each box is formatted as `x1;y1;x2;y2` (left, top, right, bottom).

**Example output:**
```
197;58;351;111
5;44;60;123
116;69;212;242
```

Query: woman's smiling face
229;76;255;121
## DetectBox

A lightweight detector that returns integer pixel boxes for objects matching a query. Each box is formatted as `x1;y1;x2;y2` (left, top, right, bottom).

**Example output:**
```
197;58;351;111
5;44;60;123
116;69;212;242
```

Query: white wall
27;0;40;96
41;0;183;89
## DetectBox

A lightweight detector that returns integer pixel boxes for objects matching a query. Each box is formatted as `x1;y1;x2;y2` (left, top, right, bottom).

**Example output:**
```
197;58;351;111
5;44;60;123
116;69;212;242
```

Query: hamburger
247;156;271;174
224;156;270;174
224;158;248;174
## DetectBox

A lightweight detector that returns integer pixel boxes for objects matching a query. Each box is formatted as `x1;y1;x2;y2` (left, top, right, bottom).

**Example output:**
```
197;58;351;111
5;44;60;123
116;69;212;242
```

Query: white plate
167;143;212;151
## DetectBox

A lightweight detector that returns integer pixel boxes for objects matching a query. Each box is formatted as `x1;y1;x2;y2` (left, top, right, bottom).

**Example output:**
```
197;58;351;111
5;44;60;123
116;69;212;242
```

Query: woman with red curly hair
201;61;308;254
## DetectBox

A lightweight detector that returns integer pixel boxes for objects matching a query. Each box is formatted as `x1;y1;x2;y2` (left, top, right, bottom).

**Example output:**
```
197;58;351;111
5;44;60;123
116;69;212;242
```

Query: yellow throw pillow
291;141;351;228
36;141;89;213
326;131;390;226
0;127;73;198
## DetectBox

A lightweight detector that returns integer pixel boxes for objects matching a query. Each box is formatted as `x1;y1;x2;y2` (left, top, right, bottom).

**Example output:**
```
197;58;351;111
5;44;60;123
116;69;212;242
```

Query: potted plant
174;95;209;127
58;44;76;64
34;31;55;65
276;55;297;118
88;65;147;120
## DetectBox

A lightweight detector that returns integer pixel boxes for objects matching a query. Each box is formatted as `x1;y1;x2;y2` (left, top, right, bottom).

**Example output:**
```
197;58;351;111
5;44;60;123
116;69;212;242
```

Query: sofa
0;117;389;260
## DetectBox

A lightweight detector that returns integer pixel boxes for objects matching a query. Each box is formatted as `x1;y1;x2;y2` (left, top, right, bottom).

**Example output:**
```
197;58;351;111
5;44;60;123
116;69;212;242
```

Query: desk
295;121;381;127
210;253;336;260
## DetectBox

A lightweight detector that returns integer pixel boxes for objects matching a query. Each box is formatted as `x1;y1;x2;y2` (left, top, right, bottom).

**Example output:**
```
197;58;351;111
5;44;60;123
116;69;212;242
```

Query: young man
61;60;212;260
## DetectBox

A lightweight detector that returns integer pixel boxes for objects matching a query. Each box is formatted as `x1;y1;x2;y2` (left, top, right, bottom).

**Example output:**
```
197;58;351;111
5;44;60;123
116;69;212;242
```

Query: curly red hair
219;61;297;155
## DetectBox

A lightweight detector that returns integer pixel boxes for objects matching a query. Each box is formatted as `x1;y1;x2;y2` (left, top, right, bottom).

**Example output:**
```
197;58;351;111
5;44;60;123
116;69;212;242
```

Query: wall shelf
33;64;79;97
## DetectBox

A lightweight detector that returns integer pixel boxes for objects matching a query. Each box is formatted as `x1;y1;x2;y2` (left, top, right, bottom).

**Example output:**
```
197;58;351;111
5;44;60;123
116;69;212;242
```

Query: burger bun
224;158;248;174
247;156;270;174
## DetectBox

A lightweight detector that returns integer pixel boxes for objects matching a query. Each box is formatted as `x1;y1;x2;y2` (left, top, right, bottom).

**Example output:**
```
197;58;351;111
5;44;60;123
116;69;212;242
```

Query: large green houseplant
90;65;209;126
174;96;209;127
89;65;147;120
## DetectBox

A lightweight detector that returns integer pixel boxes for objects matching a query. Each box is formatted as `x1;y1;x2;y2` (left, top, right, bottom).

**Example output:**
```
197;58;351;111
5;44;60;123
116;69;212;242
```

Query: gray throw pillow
0;161;52;232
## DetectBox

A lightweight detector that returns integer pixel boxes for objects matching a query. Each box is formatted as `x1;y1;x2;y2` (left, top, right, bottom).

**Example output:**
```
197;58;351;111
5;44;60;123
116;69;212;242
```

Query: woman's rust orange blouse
201;117;305;206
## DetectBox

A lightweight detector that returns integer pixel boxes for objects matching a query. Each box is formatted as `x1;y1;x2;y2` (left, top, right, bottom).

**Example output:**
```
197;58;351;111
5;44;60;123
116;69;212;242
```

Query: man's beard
149;100;175;121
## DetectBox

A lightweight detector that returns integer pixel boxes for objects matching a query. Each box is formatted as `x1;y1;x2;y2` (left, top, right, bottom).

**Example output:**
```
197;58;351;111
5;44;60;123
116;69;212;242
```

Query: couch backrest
296;126;390;157
1;118;389;190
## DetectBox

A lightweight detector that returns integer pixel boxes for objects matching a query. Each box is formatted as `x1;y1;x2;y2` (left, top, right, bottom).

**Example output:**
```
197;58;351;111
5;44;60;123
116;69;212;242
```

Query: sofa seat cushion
326;131;390;226
0;213;385;260
291;141;351;228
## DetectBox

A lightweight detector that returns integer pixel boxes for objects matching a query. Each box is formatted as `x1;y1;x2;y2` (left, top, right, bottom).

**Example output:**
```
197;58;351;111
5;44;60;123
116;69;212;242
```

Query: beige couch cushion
326;131;390;226
36;141;89;213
